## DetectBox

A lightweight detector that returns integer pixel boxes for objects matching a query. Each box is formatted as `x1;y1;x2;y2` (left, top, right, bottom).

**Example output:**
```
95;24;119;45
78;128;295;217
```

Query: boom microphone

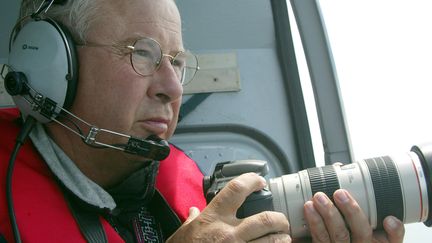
4;71;171;161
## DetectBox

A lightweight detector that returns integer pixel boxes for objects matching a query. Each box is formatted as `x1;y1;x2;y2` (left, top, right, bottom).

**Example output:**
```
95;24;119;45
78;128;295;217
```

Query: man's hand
301;189;405;243
167;173;291;242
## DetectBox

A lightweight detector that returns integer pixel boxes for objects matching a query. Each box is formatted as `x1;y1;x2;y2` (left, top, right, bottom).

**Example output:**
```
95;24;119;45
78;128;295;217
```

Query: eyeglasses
78;37;199;85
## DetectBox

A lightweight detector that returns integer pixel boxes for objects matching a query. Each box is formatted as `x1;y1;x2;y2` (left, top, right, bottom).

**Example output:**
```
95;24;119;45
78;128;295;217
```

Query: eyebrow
129;36;185;53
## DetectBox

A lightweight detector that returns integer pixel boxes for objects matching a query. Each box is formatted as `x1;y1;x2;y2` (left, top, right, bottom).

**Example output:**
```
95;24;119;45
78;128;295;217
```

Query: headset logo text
22;44;39;50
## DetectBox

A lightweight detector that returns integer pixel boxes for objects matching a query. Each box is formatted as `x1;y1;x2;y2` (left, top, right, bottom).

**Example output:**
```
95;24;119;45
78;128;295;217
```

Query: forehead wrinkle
129;19;181;34
140;23;180;35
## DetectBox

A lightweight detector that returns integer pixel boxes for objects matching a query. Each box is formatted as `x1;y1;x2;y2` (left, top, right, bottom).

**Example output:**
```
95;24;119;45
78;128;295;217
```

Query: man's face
71;0;183;145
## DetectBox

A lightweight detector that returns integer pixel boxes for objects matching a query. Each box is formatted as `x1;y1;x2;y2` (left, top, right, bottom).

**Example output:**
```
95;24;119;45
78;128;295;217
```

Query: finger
304;200;331;243
311;192;350;243
383;216;404;243
248;233;292;243
184;207;200;224
207;173;266;216
333;189;372;242
236;211;289;241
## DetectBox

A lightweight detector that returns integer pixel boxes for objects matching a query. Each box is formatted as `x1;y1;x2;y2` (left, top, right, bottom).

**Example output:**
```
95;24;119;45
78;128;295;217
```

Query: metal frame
271;0;316;169
289;0;354;164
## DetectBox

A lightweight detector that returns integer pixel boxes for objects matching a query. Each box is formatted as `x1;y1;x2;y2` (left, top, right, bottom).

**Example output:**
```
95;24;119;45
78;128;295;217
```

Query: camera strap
148;189;182;238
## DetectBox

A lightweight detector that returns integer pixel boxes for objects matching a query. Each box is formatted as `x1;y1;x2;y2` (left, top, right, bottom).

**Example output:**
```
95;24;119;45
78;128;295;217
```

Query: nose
148;56;183;102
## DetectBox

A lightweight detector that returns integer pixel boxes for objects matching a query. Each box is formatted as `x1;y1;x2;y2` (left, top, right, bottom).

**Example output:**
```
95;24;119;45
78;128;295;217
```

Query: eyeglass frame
76;36;199;85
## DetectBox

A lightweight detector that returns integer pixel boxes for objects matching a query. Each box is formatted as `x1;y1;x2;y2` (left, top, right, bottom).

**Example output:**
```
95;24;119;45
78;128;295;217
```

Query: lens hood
411;144;432;227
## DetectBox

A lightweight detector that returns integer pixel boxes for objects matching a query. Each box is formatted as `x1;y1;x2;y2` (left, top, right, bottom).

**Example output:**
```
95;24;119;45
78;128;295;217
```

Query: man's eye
172;58;186;68
134;49;153;58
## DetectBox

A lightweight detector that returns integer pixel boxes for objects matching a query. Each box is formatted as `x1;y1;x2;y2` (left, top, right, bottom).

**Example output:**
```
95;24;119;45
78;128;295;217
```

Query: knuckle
210;196;227;211
346;201;362;216
197;212;217;225
226;178;246;194
211;227;238;243
308;216;321;226
257;211;275;227
323;204;338;218
333;228;350;242
313;231;331;243
219;232;237;243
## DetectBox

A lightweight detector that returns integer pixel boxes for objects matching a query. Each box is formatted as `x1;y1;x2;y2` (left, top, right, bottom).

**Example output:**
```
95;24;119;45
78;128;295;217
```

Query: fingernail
259;176;267;186
305;201;316;213
189;207;197;214
335;190;350;204
316;192;328;206
386;216;399;230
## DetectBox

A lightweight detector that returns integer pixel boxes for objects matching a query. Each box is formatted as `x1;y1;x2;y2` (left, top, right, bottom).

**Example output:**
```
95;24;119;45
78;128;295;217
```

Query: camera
203;144;432;238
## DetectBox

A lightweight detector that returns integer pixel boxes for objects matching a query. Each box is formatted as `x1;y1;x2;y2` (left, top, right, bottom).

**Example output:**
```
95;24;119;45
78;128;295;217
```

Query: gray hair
19;0;100;43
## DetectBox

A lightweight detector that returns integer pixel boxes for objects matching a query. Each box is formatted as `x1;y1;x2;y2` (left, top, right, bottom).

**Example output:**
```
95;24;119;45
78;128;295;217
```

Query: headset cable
6;116;37;243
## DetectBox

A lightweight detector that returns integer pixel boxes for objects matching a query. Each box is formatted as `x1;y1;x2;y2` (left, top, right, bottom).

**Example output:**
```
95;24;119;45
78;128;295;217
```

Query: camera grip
236;189;274;218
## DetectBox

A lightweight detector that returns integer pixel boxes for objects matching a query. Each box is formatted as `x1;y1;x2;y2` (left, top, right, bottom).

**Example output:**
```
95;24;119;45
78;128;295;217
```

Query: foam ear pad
8;18;78;123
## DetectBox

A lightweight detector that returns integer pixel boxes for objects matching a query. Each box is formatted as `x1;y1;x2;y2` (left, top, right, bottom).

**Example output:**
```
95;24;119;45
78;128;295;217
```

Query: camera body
203;160;274;218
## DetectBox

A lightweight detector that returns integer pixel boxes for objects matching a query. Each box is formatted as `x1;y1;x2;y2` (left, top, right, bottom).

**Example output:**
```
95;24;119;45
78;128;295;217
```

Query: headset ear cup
8;18;78;123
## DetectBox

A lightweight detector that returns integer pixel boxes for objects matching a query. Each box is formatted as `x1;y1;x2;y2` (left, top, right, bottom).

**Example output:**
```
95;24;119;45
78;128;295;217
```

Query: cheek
166;100;181;139
75;52;145;129
99;56;141;98
75;50;131;103
103;76;148;124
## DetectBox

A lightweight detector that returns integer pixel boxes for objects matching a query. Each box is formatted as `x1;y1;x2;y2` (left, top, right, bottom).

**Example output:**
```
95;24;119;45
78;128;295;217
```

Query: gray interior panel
174;0;302;175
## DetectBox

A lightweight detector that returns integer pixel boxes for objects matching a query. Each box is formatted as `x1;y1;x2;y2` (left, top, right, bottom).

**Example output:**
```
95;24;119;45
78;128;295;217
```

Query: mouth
137;118;170;136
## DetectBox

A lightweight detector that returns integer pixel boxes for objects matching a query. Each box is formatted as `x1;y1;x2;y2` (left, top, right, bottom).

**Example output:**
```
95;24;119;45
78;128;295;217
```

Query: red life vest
0;108;206;242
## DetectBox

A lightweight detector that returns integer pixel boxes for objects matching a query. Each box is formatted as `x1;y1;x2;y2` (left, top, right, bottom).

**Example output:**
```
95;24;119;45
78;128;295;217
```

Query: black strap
63;190;108;243
68;202;108;243
149;190;182;239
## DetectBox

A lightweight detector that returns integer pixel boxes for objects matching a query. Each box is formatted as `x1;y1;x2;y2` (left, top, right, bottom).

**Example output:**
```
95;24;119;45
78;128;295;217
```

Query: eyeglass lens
130;38;198;85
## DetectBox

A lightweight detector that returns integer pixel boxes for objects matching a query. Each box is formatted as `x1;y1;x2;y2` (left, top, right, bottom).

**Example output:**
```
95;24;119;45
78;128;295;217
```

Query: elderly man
0;0;404;242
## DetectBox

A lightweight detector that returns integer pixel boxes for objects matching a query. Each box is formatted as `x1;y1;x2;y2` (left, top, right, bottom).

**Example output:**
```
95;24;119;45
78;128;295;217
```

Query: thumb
184;207;200;224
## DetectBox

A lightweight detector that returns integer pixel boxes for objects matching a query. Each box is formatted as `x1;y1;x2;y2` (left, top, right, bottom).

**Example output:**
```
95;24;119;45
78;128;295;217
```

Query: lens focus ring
364;156;404;229
308;166;340;203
